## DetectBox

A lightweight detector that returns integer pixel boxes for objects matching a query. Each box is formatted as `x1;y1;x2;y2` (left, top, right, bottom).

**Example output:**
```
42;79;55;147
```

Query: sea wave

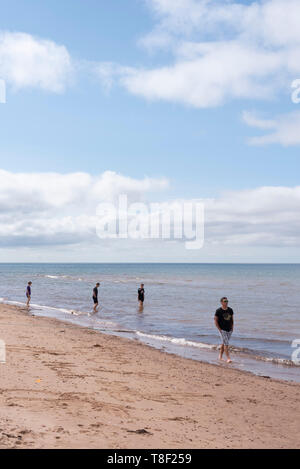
136;331;216;350
0;298;83;315
0;298;123;332
43;274;83;281
196;332;292;345
135;331;299;367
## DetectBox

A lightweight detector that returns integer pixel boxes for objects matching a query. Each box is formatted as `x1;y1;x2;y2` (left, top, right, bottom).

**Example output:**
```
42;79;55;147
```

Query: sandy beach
0;303;299;449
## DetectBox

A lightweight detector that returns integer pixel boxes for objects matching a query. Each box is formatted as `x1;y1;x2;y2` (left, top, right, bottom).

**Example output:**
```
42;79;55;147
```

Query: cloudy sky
0;0;300;262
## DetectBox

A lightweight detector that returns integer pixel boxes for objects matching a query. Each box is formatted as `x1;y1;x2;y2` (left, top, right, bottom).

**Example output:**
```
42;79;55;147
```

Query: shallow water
0;263;299;382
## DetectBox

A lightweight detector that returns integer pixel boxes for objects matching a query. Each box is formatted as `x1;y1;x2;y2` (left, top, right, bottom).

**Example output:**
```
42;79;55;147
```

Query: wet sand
0;304;299;449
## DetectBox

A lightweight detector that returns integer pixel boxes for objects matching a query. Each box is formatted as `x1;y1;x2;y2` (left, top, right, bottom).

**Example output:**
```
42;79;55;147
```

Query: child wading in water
26;281;32;307
92;283;100;313
138;283;145;311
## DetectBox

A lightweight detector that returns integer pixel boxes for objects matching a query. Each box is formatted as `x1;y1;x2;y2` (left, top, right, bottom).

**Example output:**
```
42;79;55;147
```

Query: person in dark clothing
92;283;100;313
26;281;32;307
138;284;145;310
214;297;234;363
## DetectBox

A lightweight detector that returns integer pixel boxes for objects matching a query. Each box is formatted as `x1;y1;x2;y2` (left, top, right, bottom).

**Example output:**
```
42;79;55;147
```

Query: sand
0;303;299;449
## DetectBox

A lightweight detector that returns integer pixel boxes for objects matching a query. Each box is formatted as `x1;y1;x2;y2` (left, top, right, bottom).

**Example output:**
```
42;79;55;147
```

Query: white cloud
119;41;284;107
98;0;300;107
0;169;168;212
0;169;169;246
0;31;73;92
143;0;300;49
167;186;300;247
0;168;299;249
95;62;136;93
243;110;300;145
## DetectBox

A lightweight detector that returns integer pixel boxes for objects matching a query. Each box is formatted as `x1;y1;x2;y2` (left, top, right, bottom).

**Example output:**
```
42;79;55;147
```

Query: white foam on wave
136;331;216;350
135;331;298;367
43;274;83;281
0;297;84;316
0;298;123;332
0;298;27;307
254;355;298;367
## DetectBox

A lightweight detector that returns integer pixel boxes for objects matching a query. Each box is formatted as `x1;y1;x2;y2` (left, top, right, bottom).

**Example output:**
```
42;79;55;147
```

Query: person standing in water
26;281;32;307
214;297;234;363
138;283;145;310
92;283;100;313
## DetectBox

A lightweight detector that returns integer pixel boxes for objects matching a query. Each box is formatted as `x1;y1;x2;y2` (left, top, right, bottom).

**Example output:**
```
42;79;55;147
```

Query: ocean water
0;263;299;382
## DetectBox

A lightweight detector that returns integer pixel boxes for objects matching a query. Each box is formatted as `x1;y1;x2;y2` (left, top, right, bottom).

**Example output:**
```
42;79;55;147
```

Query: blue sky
0;0;300;262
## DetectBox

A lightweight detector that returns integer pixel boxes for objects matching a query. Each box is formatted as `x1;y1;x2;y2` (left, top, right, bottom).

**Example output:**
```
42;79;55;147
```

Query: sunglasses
222;300;228;303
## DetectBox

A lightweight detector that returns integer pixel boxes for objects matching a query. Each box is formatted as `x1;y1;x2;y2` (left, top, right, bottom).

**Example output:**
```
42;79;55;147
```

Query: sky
0;0;300;262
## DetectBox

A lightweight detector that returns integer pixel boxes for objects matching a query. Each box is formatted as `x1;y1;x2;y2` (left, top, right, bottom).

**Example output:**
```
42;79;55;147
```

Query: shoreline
0;303;299;448
3;301;294;385
1;298;298;384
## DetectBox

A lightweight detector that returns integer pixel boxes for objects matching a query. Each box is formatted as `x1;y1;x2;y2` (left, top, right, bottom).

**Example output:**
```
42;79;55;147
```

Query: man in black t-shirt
138;284;145;310
92;283;100;313
214;297;234;363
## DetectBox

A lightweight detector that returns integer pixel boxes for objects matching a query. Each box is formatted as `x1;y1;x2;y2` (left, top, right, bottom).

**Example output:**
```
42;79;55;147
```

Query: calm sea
0;263;299;382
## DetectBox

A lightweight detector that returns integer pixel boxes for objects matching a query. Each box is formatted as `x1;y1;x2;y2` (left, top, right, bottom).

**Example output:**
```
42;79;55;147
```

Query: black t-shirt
138;288;145;301
93;287;98;299
215;307;234;332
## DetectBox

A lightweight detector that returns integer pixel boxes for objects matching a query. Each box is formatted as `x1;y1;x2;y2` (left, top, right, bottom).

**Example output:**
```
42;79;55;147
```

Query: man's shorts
93;297;98;304
219;330;232;346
